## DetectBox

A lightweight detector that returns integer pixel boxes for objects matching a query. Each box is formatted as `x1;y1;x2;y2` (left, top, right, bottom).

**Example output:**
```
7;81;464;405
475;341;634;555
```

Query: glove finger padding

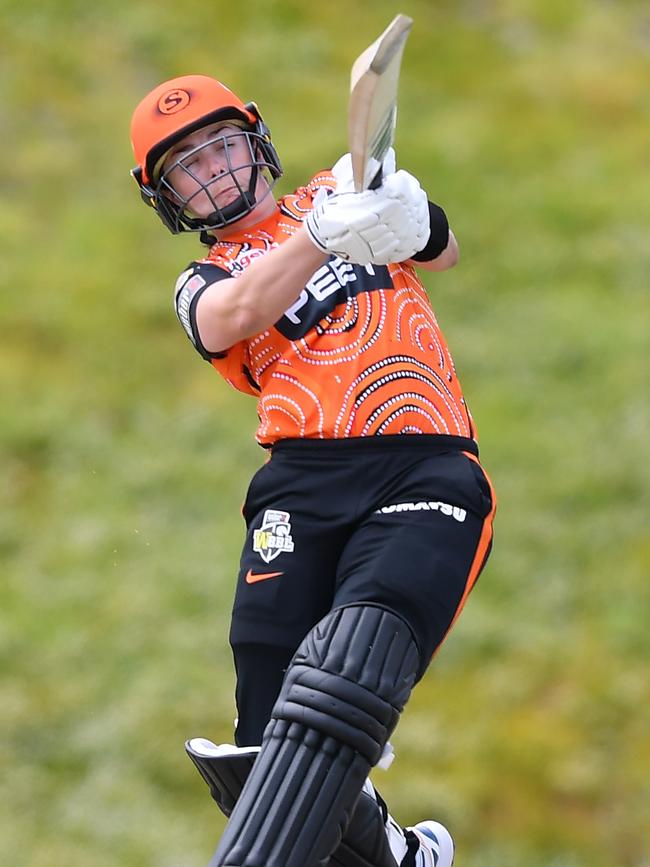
381;169;424;204
381;170;430;256
331;197;382;232
361;173;430;264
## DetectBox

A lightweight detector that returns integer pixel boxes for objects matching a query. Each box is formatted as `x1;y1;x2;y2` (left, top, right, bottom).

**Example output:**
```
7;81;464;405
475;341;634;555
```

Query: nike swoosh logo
245;568;284;584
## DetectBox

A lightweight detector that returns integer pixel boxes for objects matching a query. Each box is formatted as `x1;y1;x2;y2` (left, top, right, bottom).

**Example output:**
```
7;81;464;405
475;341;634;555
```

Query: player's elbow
440;232;460;269
235;304;267;341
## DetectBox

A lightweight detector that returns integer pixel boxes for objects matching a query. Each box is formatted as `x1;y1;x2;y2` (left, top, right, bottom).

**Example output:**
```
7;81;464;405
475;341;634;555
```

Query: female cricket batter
130;74;496;867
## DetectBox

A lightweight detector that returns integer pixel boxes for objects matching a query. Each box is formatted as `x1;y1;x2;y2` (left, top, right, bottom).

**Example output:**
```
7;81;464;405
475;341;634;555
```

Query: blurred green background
2;1;649;865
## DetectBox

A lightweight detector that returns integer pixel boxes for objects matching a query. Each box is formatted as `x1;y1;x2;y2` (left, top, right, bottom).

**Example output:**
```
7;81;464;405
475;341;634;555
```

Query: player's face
162;122;265;219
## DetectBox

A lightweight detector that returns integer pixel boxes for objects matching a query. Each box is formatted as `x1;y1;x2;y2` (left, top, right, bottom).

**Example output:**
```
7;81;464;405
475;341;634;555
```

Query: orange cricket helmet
130;74;282;234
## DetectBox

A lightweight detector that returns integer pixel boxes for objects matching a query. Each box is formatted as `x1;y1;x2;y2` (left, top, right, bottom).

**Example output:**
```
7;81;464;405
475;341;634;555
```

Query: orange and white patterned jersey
174;171;476;447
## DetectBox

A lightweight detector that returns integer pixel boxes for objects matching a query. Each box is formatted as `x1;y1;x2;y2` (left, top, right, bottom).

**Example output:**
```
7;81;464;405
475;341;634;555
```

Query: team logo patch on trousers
253;509;295;563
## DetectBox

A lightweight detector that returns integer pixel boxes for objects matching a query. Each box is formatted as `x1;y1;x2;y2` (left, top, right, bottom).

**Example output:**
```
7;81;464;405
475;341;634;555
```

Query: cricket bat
348;14;414;192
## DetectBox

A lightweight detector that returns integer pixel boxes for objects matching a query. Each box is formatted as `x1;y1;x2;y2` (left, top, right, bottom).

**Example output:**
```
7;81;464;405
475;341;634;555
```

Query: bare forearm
409;230;459;272
236;229;328;329
196;229;327;352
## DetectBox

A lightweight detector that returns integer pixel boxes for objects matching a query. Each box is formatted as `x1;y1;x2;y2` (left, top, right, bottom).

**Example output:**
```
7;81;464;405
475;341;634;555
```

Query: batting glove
381;169;430;259
305;169;430;265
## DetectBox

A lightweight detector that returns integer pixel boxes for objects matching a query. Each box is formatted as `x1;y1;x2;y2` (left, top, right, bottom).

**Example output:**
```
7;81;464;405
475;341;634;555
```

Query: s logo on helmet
157;89;191;114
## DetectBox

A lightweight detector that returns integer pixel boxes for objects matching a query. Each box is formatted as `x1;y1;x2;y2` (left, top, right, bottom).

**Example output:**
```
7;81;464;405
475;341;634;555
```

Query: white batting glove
305;168;430;265
381;169;430;258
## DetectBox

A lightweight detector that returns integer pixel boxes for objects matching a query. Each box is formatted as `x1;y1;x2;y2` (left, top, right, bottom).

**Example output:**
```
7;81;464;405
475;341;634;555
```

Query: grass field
2;1;649;865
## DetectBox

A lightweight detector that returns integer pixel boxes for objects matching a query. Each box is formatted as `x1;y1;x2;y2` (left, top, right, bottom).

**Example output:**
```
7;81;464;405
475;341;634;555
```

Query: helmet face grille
150;127;282;233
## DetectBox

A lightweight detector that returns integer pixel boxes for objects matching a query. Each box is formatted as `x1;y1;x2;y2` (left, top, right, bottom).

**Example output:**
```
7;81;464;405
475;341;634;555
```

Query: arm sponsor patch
173;261;230;360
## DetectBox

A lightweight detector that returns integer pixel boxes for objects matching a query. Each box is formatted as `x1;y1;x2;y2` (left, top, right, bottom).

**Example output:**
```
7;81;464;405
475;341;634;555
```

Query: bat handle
368;166;383;190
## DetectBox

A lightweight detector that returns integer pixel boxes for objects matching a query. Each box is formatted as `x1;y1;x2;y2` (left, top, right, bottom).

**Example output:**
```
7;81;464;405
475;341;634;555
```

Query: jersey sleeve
173;261;231;360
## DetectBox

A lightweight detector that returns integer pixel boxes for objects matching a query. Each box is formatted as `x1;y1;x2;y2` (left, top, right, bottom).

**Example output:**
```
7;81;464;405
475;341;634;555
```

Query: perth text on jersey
277;258;391;340
253;509;295;563
375;501;467;522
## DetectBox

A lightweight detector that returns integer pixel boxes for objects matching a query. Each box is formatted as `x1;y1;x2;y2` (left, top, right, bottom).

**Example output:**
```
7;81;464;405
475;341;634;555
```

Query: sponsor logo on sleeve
228;246;268;277
174;269;207;344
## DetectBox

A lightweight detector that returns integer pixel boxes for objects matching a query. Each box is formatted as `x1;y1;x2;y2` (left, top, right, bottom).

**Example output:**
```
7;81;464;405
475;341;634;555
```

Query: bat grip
368;166;383;190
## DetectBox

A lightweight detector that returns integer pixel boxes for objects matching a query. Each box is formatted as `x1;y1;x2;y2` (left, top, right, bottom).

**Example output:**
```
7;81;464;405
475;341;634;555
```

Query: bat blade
348;14;413;191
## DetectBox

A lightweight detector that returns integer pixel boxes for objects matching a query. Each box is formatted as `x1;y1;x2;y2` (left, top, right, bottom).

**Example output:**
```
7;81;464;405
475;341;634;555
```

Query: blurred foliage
1;1;649;865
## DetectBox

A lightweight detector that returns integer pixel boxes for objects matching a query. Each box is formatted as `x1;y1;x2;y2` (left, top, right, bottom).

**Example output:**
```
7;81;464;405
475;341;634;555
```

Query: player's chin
182;191;225;219
217;189;242;209
203;186;242;213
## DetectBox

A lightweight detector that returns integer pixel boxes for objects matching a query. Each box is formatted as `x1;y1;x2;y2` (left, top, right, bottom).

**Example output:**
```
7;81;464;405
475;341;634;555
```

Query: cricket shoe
408;820;455;867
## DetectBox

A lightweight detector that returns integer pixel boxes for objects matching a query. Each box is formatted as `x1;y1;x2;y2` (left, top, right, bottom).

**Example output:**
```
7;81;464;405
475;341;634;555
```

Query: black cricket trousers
228;434;496;746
